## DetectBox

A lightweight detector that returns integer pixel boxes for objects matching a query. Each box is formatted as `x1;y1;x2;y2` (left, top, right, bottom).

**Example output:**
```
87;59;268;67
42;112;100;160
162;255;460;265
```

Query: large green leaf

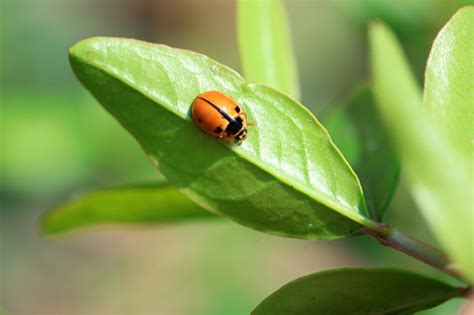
237;0;300;99
370;20;473;281
424;7;473;158
323;87;399;221
69;37;371;240
42;183;213;235
252;268;464;315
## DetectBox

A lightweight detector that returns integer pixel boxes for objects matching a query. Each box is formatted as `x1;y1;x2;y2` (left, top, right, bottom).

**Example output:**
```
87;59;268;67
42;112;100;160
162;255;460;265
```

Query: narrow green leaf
324;87;399;221
237;0;300;99
42;183;212;235
69;37;371;240
252;268;464;315
424;6;473;158
370;20;473;281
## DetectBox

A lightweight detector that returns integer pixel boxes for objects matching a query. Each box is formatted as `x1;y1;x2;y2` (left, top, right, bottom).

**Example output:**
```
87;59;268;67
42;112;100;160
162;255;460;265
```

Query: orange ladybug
191;91;248;142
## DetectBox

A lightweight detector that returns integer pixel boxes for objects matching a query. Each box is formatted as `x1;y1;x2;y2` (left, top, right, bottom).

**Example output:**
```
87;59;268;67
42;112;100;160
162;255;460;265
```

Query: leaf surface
424;7;473;157
237;0;300;99
42;183;212;235
324;87;399;221
69;37;370;239
370;19;473;281
252;268;464;315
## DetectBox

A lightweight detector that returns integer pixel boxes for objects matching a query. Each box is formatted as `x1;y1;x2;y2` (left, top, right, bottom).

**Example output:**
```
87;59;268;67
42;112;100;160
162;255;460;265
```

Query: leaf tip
457;5;474;15
368;19;386;32
39;202;78;237
68;37;90;58
68;36;111;68
38;210;58;236
368;20;394;43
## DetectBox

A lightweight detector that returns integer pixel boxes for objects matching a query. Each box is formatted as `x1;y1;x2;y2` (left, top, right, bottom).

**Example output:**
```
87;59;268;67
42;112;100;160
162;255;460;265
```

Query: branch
362;223;470;285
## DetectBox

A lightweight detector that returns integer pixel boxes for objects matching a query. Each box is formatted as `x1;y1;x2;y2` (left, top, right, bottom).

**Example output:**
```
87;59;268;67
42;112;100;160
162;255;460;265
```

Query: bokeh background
1;0;470;314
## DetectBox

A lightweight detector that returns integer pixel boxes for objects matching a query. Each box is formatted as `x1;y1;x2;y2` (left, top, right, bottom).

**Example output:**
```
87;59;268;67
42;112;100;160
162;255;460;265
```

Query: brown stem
362;224;470;284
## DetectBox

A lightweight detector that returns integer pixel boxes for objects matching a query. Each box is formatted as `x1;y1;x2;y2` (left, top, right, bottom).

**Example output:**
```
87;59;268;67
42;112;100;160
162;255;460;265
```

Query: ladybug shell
192;91;247;142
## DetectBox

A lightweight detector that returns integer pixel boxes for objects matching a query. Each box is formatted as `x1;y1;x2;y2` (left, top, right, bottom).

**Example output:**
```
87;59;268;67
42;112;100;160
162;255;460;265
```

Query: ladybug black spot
198;118;202;122
214;126;223;133
235;106;241;113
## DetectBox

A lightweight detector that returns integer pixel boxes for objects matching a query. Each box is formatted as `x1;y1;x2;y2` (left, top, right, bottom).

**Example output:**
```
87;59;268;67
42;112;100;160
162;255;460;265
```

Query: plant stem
362;223;469;284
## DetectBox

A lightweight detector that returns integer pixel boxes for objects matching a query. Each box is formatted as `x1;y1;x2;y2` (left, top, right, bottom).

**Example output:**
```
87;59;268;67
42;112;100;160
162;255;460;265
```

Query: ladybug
191;90;248;142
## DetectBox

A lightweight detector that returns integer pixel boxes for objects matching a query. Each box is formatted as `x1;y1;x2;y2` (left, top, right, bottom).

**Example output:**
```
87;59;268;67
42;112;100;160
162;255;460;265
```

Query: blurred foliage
370;16;473;282
1;91;158;198
323;87;399;221
333;0;471;78
238;0;300;99
41;182;213;235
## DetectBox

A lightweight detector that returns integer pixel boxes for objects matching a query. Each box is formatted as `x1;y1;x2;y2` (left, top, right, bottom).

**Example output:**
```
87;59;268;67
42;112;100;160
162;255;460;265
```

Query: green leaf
237;0;300;99
370;20;473;281
323;87;399;221
252;268;464;315
69;37;371;240
42;183;213;235
424;6;473;158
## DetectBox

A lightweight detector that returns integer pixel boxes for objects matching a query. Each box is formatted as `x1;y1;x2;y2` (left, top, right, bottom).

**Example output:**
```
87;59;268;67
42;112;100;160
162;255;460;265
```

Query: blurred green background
1;0;469;314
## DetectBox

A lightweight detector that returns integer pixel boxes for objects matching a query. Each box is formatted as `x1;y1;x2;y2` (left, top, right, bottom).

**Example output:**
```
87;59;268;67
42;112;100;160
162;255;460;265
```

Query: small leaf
252;268;464;315
424;6;473;158
237;0;300;99
42;183;213;235
370;20;473;281
69;37;371;240
324;87;399;221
